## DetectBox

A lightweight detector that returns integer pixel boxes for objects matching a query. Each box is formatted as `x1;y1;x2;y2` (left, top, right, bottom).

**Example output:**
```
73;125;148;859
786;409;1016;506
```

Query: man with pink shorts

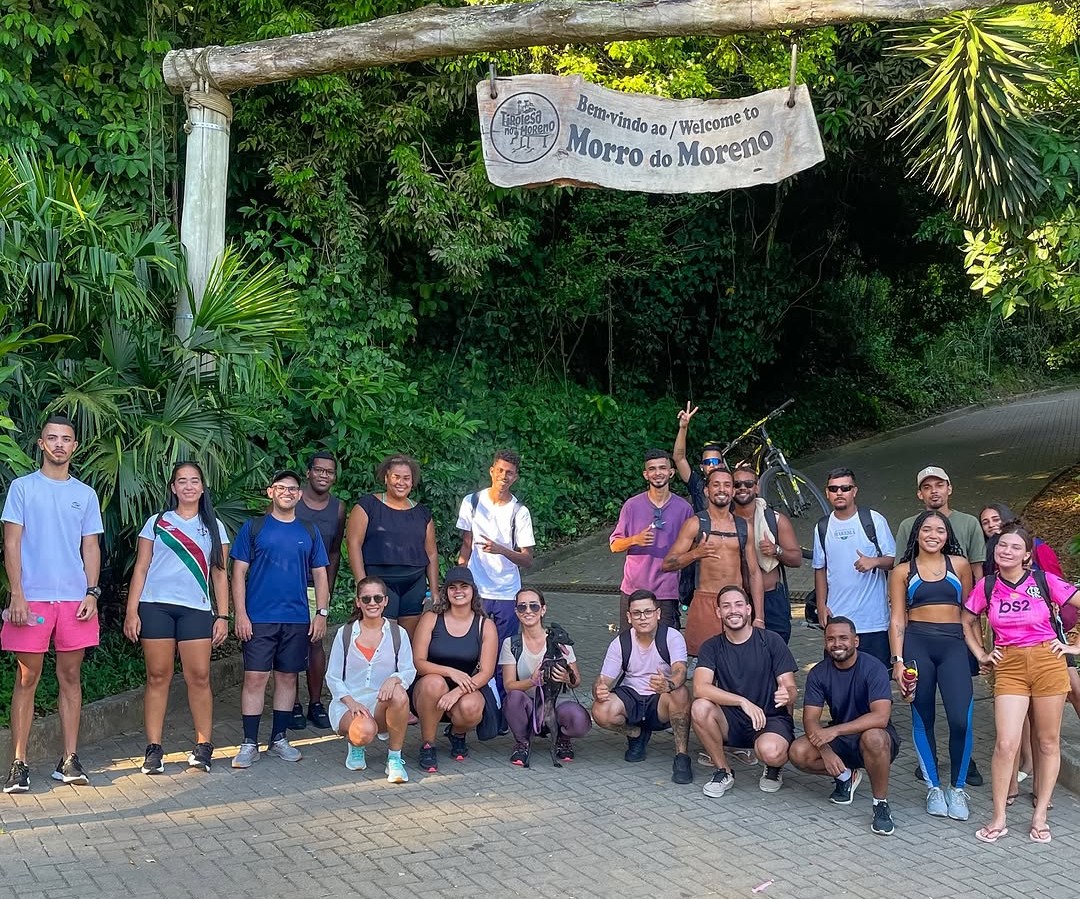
2;415;104;794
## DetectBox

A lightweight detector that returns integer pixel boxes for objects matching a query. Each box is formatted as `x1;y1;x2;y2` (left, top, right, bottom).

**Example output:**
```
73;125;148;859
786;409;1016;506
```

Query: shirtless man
663;468;763;656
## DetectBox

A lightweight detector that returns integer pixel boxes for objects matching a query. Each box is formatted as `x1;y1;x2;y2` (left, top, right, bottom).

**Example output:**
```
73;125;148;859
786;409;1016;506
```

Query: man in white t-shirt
2;415;104;793
813;468;896;667
456;449;535;705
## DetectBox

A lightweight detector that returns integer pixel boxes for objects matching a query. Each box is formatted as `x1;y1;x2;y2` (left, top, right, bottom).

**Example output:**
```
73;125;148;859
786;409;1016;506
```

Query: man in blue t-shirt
789;617;900;836
230;470;329;768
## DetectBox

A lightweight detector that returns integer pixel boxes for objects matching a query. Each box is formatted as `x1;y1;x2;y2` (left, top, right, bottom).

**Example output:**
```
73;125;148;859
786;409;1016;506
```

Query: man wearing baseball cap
229;470;330;768
894;468;985;580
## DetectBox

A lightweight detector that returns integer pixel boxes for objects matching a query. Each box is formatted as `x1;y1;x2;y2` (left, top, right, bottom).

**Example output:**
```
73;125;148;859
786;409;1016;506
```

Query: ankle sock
836;768;852;782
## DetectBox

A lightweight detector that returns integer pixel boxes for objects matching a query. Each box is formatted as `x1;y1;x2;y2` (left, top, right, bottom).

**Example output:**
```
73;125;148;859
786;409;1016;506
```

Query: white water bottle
2;609;46;626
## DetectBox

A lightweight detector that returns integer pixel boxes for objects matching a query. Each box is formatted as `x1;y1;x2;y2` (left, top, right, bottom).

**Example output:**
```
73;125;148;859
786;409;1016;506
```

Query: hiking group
3;409;1078;847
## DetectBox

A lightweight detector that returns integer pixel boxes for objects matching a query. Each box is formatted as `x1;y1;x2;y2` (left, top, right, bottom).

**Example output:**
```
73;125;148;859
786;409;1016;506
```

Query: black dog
538;622;574;767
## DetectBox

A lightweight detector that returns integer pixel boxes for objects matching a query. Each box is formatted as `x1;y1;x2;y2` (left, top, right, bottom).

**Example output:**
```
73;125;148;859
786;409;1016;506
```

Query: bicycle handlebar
721;399;795;455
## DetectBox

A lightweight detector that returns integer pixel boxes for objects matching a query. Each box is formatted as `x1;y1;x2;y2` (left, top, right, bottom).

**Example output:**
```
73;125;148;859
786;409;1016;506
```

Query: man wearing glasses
812;468;896;666
230;470;330;767
293;452;347;731
672;402;727;513
592;590;693;784
610;450;694;632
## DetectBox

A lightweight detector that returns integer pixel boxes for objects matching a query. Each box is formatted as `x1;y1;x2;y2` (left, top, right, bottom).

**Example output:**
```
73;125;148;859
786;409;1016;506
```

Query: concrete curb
528;529;611;578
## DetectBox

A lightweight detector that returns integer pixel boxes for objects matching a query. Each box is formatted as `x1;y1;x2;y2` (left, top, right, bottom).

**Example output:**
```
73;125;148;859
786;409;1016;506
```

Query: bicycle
720;399;828;558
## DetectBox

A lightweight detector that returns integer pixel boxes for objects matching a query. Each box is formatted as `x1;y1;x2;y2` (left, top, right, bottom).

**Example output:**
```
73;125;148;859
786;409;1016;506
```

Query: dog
536;622;575;767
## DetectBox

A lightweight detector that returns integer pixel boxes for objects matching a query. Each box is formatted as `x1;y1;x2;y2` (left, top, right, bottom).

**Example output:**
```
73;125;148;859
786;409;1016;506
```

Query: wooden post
175;86;233;341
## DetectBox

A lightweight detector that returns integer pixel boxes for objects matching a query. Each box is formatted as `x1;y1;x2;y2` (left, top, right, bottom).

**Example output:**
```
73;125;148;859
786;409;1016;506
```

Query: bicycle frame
720;399;794;476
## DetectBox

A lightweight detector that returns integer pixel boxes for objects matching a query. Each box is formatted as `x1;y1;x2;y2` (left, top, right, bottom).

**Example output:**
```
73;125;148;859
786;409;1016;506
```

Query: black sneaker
188;742;213;772
141;743;165;775
4;760;30;794
448;731;469;761
829;769;863;805
290;703;307;730
966;760;984;787
671;752;693;784
871;800;896;835
419;742;438;773
510;741;530;768
51;753;89;785
555;737;574;762
624;729;652;763
307;702;331;730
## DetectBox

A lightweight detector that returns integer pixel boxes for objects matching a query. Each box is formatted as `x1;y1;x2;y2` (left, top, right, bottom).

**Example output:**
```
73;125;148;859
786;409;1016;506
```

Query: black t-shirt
687;470;707;513
696;629;797;714
803;652;892;725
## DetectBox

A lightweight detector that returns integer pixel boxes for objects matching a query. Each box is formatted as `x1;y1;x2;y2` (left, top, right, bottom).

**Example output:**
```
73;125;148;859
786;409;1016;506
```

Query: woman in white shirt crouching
326;576;416;782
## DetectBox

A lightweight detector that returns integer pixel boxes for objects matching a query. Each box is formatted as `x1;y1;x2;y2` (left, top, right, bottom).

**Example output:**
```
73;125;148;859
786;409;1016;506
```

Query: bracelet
214;614;230;621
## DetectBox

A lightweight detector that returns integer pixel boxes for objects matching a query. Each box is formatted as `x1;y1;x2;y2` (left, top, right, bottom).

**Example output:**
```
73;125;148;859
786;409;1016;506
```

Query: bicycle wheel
759;466;829;559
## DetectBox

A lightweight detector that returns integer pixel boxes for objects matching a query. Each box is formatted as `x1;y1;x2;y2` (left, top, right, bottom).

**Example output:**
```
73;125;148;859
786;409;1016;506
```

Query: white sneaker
703;769;735;798
386;756;409;784
232;740;260;768
267;736;302;762
345;744;367;771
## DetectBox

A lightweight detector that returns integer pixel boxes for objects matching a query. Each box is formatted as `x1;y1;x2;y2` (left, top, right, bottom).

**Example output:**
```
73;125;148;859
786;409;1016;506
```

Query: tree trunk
163;0;1004;95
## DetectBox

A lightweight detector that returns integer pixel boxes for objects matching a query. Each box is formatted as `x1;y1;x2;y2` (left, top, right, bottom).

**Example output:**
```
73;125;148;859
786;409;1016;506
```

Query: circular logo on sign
490;92;560;164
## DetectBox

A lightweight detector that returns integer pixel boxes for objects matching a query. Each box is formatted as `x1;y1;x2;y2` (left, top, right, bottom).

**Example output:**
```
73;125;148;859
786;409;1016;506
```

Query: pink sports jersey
966;572;1078;648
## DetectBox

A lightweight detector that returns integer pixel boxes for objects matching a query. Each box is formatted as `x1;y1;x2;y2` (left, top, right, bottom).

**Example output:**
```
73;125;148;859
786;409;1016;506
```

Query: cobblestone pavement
3;390;1079;898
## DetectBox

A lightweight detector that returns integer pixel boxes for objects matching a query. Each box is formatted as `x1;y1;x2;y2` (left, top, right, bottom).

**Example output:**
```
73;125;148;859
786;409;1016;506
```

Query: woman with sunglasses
411;566;499;772
124;462;230;775
326;576;416;783
887;510;974;820
963;522;1080;844
500;588;591;767
346;454;439;640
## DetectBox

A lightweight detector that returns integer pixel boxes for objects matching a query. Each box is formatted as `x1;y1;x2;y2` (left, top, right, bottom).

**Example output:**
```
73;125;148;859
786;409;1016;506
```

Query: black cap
270;469;302;487
443;565;475;588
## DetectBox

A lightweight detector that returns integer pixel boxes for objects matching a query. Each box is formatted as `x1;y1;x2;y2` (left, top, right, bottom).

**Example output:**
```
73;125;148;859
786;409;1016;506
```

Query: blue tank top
906;556;962;610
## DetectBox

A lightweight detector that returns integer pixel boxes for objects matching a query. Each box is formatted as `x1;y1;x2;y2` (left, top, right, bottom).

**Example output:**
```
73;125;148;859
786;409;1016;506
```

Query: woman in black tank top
410;566;499;773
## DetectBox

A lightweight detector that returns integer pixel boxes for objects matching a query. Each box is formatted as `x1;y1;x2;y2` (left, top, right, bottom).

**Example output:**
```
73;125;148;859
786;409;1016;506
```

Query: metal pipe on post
175;85;234;341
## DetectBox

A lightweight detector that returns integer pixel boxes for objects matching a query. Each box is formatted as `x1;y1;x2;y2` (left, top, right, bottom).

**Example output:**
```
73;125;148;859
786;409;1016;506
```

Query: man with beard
893;467;985;579
731;464;802;643
789;617;900;836
672;402;727;513
690;586;797;797
293;451;346;730
662;468;763;656
593;589;693;784
813;468;895;667
610;449;693;631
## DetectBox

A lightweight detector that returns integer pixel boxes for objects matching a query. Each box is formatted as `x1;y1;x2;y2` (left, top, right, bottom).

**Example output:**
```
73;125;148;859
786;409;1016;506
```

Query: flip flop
1029;825;1052;844
975;825;1009;844
1006;793;1019;806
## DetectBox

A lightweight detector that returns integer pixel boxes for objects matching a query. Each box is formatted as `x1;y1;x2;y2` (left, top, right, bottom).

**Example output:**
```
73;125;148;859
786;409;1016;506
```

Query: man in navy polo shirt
231;470;330;767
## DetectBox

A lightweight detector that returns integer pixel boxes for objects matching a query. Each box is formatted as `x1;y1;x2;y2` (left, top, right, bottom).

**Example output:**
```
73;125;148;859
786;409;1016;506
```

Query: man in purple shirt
610;449;693;631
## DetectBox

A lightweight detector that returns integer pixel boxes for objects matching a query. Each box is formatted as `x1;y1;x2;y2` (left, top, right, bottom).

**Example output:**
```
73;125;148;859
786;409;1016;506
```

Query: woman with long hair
124;462;230;774
346;454;439;640
410;566;499;773
500;587;591;767
888;510;974;820
325;576;416;783
963;522;1080;844
980;503;1064;578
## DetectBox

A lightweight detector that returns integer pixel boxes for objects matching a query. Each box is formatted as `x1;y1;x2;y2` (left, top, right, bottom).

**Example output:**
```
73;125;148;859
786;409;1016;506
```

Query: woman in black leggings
888;510;973;821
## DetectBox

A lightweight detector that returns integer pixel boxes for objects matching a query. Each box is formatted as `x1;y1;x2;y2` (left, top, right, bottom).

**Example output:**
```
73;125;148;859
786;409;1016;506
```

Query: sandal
1031;793;1054;810
1029;825;1052;843
1006;793;1018;806
975;825;1009;844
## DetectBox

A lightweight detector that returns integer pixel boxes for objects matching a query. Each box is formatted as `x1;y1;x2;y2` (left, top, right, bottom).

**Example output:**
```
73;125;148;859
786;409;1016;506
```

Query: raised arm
673;402;698;484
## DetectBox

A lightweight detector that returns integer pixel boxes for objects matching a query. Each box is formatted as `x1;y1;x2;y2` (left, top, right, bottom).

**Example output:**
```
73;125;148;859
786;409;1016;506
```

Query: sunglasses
357;593;387;604
652;507;666;530
733;479;756;488
827;484;855;493
701;457;723;467
515;602;542;613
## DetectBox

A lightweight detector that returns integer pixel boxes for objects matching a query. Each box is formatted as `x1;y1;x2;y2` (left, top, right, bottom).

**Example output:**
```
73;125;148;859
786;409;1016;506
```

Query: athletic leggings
904;621;974;789
503;689;591;743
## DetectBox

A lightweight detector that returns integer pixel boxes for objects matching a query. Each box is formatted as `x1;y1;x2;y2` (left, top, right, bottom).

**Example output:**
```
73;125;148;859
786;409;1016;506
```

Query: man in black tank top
295;452;346;729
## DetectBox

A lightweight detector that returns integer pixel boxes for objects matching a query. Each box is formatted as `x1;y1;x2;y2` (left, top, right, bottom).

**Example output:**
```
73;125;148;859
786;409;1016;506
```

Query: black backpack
983;568;1065;641
613;624;674;687
337;621;401;679
468;491;522;551
805;508;883;626
691;509;751;595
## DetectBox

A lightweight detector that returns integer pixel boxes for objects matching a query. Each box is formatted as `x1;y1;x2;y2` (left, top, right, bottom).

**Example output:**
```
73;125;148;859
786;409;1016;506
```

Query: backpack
468;491;521;551
982;568;1070;641
815;507;882;562
337;621;402;680
613;624;674;687
693;510;751;596
248;513;318;560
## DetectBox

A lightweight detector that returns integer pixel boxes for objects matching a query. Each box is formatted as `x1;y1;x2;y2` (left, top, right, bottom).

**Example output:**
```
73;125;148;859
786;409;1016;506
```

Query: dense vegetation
0;2;1077;720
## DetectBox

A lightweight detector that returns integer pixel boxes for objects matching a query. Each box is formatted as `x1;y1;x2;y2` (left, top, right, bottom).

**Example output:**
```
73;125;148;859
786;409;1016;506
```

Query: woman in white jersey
123;462;230;775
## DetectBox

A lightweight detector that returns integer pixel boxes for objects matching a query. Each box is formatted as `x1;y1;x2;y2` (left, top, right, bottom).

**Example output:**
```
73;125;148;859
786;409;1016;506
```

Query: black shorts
720;707;795;750
368;564;428;619
612;686;669;733
139;603;213;642
243;622;310;673
830;727;901;770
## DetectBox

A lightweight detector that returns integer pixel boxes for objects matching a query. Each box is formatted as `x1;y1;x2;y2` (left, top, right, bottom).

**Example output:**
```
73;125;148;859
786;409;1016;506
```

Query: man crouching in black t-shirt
789;617;901;836
690;585;798;799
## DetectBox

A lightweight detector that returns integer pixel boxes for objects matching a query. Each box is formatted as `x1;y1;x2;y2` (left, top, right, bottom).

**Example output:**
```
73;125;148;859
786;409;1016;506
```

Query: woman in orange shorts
962;522;1080;845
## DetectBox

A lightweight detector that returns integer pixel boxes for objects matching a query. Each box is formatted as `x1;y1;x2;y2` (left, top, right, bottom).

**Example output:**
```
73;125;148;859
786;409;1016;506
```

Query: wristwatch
889;655;904;665
775;546;784;558
315;608;329;618
85;586;102;599
666;679;676;692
